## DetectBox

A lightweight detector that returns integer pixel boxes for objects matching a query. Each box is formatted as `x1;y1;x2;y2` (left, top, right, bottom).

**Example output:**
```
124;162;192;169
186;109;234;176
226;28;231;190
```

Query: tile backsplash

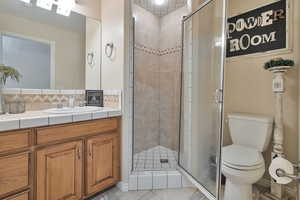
2;88;121;112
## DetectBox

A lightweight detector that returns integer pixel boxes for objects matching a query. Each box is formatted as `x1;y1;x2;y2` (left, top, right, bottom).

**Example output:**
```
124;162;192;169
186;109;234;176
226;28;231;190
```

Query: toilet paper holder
276;168;300;182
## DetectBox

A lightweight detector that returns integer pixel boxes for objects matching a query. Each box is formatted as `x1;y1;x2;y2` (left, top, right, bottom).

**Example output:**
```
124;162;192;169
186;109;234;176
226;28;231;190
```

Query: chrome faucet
68;95;75;108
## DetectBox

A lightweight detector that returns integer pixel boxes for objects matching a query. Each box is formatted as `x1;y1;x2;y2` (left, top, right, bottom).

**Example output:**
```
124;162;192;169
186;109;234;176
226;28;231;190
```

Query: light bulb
155;0;165;6
56;0;75;16
19;0;31;3
36;0;53;10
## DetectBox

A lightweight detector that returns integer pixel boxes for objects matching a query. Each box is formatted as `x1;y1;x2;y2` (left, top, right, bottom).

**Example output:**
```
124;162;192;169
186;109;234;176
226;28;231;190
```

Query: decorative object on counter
86;90;103;107
0;65;22;114
261;58;296;200
8;94;26;114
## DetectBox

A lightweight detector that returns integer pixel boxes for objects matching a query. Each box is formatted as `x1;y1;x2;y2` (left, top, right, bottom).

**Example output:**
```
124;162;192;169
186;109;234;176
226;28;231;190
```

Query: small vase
0;90;4;115
0;72;5;115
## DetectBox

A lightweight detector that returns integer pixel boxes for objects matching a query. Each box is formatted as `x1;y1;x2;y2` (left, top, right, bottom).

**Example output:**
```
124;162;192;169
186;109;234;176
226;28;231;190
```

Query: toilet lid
222;145;264;168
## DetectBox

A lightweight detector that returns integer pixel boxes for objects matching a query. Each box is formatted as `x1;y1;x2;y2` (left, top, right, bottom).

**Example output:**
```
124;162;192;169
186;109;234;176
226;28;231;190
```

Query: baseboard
257;178;271;188
117;181;129;192
285;185;298;199
256;178;297;199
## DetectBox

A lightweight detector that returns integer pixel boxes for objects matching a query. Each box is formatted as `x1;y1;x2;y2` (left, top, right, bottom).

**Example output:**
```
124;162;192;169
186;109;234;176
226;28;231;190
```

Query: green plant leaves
0;65;22;86
264;58;295;70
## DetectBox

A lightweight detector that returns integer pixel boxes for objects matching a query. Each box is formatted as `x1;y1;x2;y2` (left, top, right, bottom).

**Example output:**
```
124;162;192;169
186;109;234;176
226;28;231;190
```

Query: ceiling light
155;0;165;6
36;0;53;10
19;0;31;3
56;0;75;16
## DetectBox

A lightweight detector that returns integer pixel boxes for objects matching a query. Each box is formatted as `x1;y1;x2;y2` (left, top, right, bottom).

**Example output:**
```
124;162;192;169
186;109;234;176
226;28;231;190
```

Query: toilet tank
228;113;274;152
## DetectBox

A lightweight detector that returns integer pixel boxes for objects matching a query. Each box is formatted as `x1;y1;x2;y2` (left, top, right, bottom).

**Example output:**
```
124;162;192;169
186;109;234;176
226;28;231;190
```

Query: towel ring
105;43;114;58
87;52;95;67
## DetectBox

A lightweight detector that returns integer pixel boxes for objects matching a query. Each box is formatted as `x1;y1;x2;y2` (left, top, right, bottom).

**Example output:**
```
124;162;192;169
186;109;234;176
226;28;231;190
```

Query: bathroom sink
44;106;102;114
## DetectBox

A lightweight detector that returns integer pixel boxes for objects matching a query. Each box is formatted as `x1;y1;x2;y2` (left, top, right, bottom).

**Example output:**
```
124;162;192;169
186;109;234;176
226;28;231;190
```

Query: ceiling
134;0;187;17
0;0;85;33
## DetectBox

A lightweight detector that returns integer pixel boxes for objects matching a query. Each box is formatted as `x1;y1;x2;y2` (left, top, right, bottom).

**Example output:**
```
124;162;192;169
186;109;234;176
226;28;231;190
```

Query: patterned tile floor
133;146;178;171
90;185;275;200
90;187;208;200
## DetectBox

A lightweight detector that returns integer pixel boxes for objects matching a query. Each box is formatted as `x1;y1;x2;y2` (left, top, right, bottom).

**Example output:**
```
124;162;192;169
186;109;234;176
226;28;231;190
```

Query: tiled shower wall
134;4;161;153
159;6;188;152
133;5;188;154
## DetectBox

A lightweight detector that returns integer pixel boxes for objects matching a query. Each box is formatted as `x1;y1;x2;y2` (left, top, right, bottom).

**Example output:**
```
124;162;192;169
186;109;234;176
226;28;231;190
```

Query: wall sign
227;0;287;58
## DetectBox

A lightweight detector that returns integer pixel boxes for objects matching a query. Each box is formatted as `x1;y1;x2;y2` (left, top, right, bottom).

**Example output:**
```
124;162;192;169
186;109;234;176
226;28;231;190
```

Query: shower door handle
214;89;223;104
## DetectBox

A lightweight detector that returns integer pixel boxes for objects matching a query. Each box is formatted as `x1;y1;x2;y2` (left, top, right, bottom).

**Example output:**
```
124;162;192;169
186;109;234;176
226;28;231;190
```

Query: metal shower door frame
178;0;228;199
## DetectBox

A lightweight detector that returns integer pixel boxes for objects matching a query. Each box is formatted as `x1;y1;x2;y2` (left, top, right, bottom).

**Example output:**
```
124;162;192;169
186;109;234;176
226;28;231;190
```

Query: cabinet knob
89;144;92;157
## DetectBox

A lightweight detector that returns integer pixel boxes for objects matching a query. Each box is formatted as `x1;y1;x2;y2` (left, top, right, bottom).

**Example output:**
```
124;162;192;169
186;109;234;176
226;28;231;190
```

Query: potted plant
264;57;295;71
0;65;21;114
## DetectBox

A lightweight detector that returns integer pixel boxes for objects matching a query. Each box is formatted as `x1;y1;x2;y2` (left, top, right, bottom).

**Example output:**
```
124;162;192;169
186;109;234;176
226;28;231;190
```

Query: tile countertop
0;107;122;132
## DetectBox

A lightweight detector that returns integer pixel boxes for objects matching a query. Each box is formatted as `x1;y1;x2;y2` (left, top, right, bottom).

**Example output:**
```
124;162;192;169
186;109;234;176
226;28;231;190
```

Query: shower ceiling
134;0;187;17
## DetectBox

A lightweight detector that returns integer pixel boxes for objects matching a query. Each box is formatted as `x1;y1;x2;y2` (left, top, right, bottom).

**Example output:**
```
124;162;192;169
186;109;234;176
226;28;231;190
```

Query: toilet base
224;179;253;200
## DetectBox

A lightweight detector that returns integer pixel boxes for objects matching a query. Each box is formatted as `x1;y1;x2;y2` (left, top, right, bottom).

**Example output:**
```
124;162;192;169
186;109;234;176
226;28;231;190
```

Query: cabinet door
86;133;120;195
4;191;29;200
36;141;83;200
0;152;29;197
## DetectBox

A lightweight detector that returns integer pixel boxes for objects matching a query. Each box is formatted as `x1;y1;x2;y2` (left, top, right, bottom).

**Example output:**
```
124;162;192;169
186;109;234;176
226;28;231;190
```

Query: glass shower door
179;0;227;199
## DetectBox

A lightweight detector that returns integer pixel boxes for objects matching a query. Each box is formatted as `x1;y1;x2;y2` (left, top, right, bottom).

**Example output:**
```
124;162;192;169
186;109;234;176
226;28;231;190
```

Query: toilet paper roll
269;157;294;185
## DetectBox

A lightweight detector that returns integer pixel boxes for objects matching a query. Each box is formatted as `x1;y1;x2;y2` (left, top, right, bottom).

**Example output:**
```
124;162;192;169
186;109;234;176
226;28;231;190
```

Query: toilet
222;113;273;200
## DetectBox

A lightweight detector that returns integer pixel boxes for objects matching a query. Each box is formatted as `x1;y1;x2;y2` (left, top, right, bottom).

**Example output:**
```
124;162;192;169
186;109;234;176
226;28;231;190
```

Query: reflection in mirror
1;33;52;89
0;0;101;90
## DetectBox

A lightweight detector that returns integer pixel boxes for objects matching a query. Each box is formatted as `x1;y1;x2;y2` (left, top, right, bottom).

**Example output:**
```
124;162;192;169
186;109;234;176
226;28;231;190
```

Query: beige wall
73;0;101;20
0;12;85;89
101;0;126;90
224;0;299;180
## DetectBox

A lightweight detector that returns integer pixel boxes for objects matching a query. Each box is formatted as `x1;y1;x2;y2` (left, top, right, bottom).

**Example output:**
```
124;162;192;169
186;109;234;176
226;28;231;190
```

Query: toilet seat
222;145;264;171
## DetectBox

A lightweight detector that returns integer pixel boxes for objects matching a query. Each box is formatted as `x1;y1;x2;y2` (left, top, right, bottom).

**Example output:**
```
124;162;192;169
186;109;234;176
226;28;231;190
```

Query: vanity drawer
3;190;29;200
0;130;31;154
0;153;30;197
36;118;119;145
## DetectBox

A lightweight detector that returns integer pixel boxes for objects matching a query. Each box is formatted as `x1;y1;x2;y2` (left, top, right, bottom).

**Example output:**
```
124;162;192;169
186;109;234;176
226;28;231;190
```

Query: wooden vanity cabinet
86;133;120;195
0;117;121;200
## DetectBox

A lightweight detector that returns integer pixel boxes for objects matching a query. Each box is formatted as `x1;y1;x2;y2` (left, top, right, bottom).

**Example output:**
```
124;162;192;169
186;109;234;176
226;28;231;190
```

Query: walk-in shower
132;2;188;171
131;0;227;199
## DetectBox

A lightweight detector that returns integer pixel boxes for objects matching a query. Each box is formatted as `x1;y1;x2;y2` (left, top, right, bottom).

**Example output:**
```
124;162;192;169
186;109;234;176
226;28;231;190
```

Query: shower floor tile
133;146;178;171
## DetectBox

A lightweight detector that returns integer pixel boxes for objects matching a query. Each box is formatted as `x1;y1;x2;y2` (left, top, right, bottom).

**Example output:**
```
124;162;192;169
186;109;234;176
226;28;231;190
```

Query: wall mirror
0;0;101;90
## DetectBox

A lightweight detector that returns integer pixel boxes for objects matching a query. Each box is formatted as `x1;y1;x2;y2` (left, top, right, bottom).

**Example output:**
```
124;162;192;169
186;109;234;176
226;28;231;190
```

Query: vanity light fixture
36;0;53;10
154;0;165;6
56;0;75;16
19;0;31;4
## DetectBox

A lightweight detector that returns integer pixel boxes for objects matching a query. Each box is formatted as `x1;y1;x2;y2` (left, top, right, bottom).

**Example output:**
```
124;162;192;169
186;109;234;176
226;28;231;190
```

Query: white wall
100;0;132;190
73;0;101;20
85;18;101;90
101;0;126;90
